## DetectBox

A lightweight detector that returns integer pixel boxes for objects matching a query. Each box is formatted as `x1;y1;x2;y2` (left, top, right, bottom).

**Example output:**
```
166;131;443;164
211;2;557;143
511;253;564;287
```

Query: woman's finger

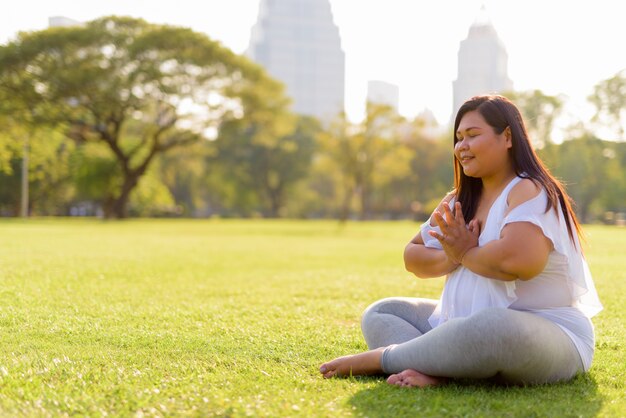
432;210;448;232
473;219;482;235
428;230;437;240
455;202;466;225
428;230;445;242
468;219;477;236
442;203;455;226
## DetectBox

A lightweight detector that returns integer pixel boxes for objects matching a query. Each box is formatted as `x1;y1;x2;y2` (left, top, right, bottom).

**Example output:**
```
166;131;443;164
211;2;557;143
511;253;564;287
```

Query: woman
319;95;602;387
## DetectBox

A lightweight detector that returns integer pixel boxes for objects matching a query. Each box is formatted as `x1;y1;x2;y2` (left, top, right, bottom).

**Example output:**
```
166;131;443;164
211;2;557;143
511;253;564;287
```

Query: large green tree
0;16;286;218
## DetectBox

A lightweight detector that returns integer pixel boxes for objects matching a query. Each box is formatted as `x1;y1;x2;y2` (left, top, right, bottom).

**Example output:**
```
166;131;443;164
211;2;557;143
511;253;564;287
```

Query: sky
2;0;626;136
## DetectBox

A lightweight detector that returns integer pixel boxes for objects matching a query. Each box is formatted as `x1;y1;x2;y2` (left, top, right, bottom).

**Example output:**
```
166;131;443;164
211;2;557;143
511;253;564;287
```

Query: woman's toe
387;374;402;385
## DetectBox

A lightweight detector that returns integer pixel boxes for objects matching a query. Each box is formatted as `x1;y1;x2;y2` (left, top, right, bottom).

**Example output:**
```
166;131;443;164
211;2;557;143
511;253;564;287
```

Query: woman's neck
481;168;517;199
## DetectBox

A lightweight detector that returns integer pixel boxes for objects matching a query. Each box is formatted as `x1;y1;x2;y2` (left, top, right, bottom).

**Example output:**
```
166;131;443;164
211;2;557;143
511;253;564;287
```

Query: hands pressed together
429;201;480;265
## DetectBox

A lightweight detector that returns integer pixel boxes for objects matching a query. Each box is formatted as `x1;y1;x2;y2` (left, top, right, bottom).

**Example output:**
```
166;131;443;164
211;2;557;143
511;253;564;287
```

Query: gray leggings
361;297;583;384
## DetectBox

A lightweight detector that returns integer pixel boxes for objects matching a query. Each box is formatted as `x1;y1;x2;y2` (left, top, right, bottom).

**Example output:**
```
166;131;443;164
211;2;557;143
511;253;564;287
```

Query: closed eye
456;134;477;142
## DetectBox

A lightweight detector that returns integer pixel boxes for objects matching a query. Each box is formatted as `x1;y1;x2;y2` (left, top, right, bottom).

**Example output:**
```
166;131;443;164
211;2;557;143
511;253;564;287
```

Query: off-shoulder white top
420;176;602;371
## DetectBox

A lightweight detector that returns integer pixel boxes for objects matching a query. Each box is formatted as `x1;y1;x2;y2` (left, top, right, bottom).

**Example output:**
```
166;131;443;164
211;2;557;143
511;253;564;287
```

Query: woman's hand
429;192;455;227
428;201;479;264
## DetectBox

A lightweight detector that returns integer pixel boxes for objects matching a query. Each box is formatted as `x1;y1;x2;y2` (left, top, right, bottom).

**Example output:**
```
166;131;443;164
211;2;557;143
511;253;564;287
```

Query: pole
20;134;29;217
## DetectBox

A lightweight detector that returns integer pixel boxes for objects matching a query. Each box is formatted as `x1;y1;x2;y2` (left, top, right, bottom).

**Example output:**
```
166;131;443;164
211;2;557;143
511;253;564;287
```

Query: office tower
452;6;513;118
48;16;82;28
247;0;345;122
367;80;399;113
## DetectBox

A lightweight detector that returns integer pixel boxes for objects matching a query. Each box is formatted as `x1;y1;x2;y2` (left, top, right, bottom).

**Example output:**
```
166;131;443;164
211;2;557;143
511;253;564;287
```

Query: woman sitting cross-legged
319;95;602;387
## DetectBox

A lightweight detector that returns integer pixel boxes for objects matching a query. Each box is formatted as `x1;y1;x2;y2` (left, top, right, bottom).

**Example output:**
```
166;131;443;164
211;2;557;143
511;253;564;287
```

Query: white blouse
420;177;602;371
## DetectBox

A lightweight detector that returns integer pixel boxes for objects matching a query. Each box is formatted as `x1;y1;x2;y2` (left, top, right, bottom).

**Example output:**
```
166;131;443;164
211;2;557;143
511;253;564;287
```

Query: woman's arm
459;222;551;281
461;180;552;280
404;235;459;278
430;180;552;281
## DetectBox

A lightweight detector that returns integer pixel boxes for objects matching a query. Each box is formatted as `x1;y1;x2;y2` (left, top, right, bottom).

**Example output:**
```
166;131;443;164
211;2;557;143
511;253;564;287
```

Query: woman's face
454;110;512;179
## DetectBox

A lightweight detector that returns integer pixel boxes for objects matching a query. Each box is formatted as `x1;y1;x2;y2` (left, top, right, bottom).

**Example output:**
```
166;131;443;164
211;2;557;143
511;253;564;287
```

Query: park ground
0;219;624;417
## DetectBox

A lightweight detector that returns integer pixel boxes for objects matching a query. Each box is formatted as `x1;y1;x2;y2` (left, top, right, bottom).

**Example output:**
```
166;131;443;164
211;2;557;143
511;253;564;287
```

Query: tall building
452;6;513;119
247;0;345;122
48;16;82;28
367;80;399;113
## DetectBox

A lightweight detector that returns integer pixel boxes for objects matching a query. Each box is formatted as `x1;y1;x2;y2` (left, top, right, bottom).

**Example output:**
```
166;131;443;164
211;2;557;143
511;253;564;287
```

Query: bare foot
319;348;385;379
387;369;445;388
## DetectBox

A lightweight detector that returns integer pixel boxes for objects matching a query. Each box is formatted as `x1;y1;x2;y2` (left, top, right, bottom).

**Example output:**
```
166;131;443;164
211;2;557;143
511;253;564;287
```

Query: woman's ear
504;126;512;148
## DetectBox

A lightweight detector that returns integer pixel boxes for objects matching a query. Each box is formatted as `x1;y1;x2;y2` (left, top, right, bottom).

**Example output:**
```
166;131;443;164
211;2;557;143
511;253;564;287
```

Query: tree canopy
0;16;289;218
1;20;624;222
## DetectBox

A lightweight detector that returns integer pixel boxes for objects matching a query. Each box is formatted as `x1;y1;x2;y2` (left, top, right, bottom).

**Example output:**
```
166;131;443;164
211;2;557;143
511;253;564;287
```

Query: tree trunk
268;192;282;218
359;185;371;221
339;186;354;223
579;199;591;224
103;173;141;219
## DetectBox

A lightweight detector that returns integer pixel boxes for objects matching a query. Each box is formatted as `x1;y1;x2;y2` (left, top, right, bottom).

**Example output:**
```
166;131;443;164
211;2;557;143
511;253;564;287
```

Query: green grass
0;219;623;417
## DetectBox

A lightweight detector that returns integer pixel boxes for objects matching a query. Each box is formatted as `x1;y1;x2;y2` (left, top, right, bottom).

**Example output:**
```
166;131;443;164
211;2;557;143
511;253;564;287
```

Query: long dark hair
453;95;582;243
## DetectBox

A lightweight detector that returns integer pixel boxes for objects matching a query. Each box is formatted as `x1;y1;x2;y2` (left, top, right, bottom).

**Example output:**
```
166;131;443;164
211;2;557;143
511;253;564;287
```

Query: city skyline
2;0;626;136
452;8;513;120
247;0;345;122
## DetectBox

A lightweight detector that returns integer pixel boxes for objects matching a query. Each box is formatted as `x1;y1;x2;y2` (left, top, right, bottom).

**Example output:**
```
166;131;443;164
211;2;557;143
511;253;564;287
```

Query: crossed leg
319;348;385;379
320;354;443;387
386;369;443;387
320;299;583;387
320;297;443;387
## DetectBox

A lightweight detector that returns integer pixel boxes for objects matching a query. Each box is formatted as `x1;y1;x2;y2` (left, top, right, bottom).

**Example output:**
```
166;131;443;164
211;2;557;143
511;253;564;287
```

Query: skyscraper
367;80;399;113
452;7;513;118
48;16;82;28
247;0;345;122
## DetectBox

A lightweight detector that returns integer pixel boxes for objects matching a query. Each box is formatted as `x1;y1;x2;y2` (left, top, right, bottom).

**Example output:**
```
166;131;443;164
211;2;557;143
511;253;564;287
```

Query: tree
391;117;453;220
319;102;409;220
506;89;563;147
0;120;23;215
589;69;626;140
598;141;626;217
0;16;284;218
214;109;319;218
0;118;74;216
0;117;22;177
157;140;210;217
549;135;613;222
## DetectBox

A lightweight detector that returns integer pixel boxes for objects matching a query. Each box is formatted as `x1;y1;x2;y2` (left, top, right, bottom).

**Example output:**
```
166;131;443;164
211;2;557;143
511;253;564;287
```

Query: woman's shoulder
506;178;542;211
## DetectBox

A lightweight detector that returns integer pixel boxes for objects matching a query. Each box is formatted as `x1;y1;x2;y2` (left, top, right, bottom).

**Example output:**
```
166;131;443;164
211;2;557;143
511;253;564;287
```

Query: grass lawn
0;218;623;417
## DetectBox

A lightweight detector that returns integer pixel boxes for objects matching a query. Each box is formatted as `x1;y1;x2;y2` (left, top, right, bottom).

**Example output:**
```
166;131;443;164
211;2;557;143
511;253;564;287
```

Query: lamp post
20;133;29;217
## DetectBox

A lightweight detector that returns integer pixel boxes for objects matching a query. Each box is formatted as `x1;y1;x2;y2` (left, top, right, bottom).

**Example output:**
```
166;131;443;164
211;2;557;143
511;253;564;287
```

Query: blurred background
1;0;624;223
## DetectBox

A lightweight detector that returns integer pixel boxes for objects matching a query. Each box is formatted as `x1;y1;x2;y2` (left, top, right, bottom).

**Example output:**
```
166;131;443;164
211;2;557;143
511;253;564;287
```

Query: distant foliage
0;19;624;221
